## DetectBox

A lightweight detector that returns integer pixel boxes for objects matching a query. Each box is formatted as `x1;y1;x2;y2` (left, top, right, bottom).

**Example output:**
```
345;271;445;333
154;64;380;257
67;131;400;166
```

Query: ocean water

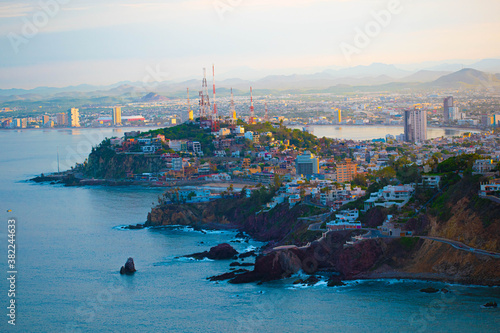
0;128;498;333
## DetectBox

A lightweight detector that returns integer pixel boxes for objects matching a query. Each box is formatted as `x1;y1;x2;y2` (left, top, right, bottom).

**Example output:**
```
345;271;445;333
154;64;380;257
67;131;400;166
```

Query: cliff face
428;197;500;252
147;203;234;228
235;235;499;285
401;239;500;285
148;197;328;245
146;175;500;285
428;175;500;252
84;146;164;179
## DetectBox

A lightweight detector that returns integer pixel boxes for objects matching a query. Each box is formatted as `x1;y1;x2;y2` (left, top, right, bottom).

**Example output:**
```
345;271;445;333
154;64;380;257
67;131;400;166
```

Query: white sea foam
174;257;215;262
243;245;257;252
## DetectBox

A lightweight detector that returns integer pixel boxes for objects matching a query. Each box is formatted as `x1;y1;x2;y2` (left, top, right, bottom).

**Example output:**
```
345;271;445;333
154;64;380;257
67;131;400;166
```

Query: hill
139;92;169;102
427;68;500;89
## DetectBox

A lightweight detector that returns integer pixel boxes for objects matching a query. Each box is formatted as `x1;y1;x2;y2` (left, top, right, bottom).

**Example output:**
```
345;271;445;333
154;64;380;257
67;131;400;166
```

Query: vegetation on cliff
82;140;164;179
427;174;500;251
141;123;215;155
243;122;319;151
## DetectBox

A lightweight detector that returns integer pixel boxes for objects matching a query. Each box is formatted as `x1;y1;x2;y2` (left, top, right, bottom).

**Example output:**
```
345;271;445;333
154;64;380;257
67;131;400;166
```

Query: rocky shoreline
126;217;500;287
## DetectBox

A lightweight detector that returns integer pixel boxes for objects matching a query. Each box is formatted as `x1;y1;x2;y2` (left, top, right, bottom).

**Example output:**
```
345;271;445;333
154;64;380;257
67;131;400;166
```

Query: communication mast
249;87;255;124
199;68;210;120
211;64;219;132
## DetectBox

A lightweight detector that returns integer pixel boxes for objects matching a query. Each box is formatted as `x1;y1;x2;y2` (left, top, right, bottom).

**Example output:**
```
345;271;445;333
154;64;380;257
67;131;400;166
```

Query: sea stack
120;257;137;275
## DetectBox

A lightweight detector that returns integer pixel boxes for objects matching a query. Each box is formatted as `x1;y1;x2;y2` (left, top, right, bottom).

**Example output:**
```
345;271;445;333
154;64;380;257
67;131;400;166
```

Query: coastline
30;173;259;189
139;205;500;287
2;123;484;135
0;125;162;131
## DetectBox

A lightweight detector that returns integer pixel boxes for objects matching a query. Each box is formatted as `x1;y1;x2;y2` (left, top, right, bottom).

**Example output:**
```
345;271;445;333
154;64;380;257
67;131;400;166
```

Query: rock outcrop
327;275;346;287
186;243;238;260
420;287;440;293
120;257;136;275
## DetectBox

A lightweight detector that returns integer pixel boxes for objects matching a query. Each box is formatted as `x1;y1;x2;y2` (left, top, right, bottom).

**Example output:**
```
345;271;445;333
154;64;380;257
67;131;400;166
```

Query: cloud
0;3;34;18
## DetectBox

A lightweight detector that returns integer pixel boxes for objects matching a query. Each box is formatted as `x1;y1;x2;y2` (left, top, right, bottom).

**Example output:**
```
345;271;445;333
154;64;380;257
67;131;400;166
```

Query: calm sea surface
0;127;498;333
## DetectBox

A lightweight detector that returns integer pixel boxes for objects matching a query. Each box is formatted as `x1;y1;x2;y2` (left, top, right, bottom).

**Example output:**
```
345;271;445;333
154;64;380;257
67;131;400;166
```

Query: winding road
314;227;500;259
420;236;500;259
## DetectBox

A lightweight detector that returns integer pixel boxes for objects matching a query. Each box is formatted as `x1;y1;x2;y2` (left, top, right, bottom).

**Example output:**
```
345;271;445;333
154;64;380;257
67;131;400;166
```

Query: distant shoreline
289;123;483;133
0;125;161;131
2;123;483;134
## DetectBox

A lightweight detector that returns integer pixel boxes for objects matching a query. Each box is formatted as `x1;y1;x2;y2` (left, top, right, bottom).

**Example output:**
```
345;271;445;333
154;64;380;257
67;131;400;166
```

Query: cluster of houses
119;123;500;246
111;132;204;156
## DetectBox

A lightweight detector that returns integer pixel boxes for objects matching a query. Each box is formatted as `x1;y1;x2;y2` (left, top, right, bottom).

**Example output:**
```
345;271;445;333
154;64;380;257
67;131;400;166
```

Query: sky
0;0;499;89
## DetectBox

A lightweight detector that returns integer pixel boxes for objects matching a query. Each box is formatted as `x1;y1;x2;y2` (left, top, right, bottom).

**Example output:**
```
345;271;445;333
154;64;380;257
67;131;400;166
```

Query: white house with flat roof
326;209;361;231
364;184;415;211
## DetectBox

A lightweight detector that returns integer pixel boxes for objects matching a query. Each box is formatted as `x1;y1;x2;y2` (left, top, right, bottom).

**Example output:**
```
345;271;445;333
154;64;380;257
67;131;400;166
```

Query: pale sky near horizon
0;0;499;89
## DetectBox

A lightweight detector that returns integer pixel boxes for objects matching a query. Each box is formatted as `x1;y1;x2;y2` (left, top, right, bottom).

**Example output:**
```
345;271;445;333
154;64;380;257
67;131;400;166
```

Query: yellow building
112;107;122;125
242;158;251;169
68;108;80;127
336;158;357;183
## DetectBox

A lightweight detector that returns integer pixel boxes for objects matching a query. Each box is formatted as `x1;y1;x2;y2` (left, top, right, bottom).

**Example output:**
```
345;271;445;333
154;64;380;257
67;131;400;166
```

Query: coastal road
307;221;326;231
420;236;500;259
310;228;500;259
359;231;500;258
360;228;396;239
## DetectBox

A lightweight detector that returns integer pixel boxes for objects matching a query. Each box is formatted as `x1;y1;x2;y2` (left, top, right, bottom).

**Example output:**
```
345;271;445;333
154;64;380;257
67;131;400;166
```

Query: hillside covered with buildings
58;118;500;286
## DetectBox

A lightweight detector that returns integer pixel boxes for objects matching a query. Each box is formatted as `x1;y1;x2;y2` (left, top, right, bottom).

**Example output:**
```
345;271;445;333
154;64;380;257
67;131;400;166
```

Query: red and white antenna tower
264;101;269;122
249;87;255;124
211;64;219;132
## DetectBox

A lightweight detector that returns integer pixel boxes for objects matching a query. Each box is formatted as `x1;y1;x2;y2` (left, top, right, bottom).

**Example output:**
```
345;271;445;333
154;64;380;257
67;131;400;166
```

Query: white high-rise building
404;109;427;143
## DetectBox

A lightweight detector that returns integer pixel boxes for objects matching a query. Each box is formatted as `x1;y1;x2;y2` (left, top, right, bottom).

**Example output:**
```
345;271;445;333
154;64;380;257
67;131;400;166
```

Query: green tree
352;174;367;187
437;154;481;173
376;166;396;180
273;174;283;190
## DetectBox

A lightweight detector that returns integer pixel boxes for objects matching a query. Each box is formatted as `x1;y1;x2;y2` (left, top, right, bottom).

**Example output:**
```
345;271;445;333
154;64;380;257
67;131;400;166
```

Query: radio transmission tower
199;68;210;120
211;64;219;132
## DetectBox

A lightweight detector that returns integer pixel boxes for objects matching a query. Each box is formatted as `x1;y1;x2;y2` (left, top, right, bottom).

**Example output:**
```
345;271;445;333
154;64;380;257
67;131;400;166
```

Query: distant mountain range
1;59;499;104
427;68;500;89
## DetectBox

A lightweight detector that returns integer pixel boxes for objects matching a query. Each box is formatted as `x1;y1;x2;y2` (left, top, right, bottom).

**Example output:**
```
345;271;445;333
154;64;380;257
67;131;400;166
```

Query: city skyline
1;0;500;89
